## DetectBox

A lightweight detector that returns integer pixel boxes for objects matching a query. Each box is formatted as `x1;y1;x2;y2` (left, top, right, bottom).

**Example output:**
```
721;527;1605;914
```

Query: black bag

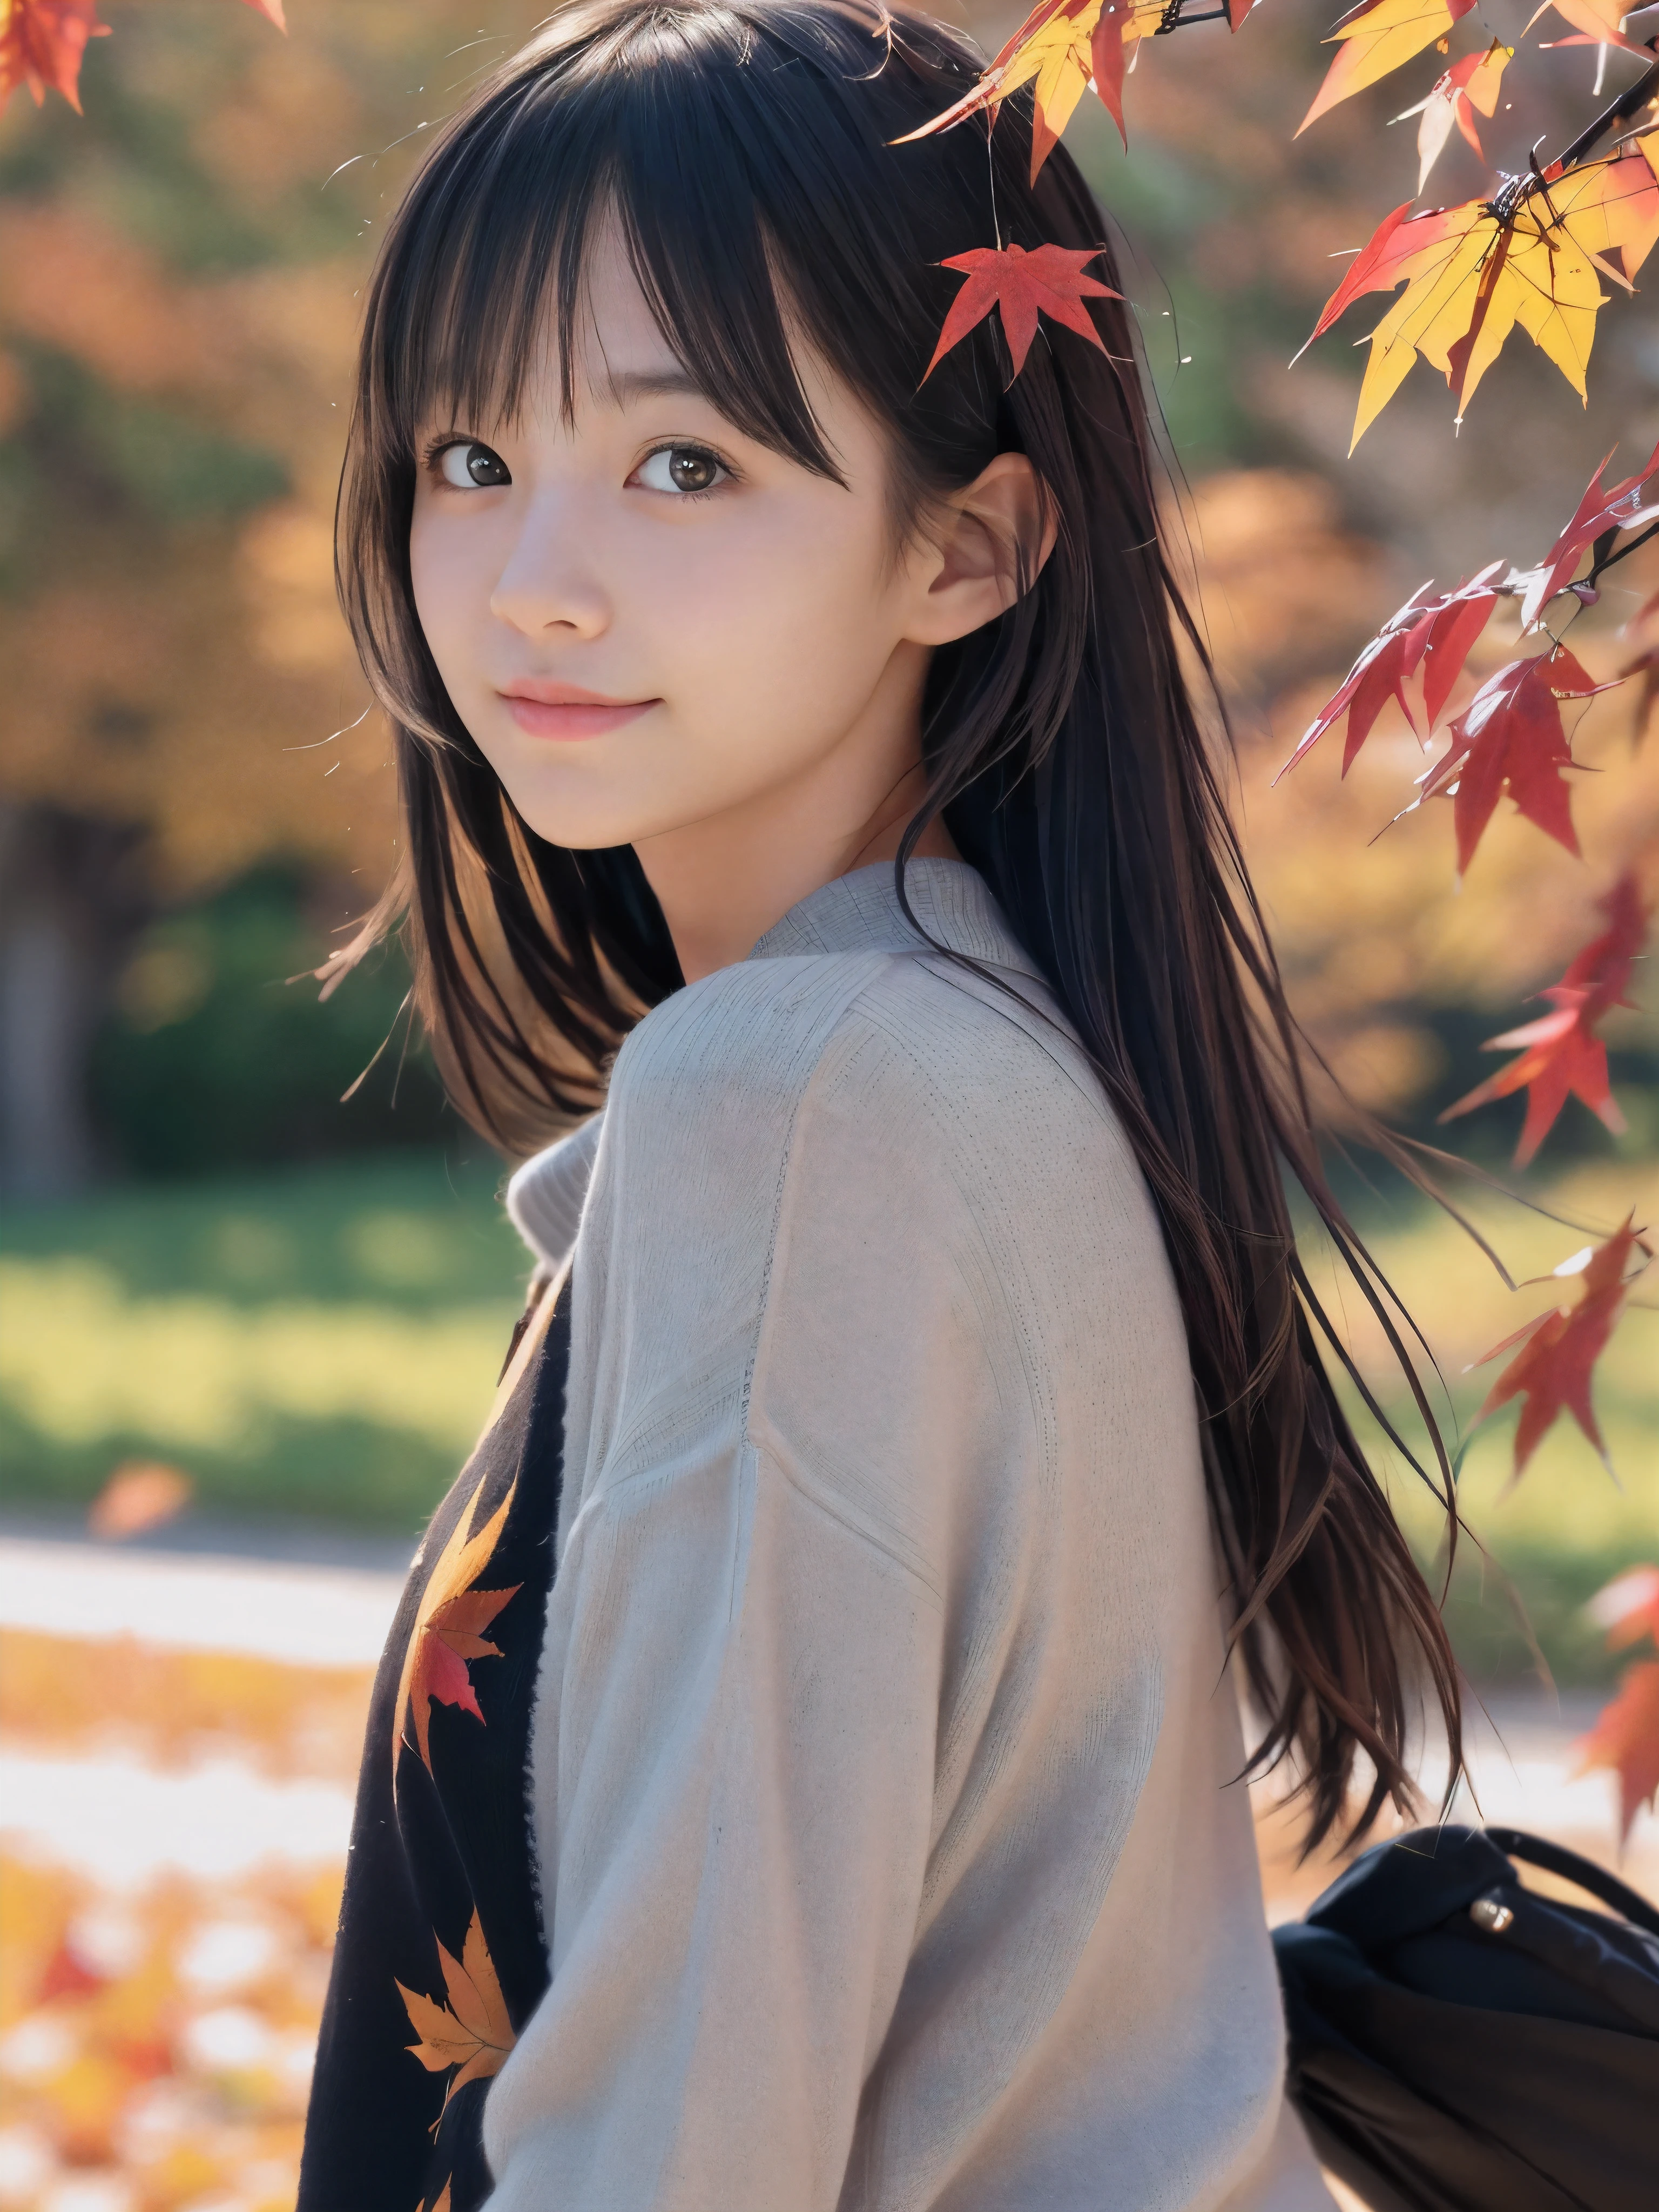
1272;1824;1659;2212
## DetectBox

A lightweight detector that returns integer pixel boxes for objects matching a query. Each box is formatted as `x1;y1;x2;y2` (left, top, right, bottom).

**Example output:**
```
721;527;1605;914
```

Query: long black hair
332;0;1462;1849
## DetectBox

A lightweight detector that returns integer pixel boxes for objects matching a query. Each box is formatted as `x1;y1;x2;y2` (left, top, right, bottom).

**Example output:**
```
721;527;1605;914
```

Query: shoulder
608;945;1145;1238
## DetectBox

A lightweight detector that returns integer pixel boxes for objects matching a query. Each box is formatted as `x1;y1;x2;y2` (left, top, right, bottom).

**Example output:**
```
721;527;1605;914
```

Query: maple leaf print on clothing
393;1475;521;1782
396;1911;516;2113
922;243;1119;384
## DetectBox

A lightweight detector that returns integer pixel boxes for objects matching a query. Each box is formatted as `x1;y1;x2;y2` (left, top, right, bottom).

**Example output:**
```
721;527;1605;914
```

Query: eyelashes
419;435;742;500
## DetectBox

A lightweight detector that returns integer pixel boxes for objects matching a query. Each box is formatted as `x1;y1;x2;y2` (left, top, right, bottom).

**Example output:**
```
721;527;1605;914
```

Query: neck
631;669;960;984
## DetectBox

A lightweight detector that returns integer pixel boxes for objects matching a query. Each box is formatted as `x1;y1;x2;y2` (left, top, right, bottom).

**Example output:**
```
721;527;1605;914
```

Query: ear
903;452;1058;648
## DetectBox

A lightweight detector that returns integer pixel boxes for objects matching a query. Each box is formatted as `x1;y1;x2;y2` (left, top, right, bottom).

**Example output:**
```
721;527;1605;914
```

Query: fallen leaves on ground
1440;871;1649;1163
86;1462;194;1543
922;242;1118;383
0;1626;375;1780
0;1849;339;2209
1467;1216;1651;1482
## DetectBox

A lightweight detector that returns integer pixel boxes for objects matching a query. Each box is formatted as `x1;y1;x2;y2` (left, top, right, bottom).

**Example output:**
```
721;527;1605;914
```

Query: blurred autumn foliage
1;0;1655;1198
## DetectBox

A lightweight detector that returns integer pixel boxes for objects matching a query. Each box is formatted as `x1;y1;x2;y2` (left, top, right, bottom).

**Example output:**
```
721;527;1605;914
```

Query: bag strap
1486;1825;1659;1939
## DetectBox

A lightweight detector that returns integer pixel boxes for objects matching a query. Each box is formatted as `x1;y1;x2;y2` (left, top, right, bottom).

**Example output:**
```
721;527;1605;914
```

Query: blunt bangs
365;0;1005;495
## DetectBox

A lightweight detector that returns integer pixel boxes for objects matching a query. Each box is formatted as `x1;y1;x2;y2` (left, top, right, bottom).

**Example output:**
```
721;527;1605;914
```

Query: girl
300;4;1462;2206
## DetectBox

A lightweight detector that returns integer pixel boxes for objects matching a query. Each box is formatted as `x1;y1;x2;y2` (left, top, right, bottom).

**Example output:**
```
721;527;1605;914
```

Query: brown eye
634;445;729;496
438;440;510;488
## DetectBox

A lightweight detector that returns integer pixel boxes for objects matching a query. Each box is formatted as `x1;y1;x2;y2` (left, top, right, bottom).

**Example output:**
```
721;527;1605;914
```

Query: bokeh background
0;2;1655;2207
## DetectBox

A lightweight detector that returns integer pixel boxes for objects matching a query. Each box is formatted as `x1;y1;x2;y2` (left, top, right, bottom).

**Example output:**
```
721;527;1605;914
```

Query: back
485;860;1332;2211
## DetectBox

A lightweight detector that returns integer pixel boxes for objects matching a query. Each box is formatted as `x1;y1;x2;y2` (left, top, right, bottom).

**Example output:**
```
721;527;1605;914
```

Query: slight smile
501;682;660;741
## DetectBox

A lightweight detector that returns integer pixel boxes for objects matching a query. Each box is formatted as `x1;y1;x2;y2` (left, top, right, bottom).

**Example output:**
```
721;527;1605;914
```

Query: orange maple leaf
922;242;1120;385
1297;0;1480;139
395;1910;515;2110
1303;151;1659;446
0;0;109;113
1525;0;1649;58
1391;41;1512;197
1440;872;1648;1163
895;0;1165;170
1575;1662;1659;1843
1;0;284;116
1467;1217;1649;1482
1586;1564;1659;1653
393;1479;520;1783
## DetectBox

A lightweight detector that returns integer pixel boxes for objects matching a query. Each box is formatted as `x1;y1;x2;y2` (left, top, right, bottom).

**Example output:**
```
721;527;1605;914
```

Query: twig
1553;43;1659;173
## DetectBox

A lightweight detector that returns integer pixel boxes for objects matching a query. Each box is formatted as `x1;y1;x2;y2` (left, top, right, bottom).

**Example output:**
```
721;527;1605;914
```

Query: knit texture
488;860;1332;2212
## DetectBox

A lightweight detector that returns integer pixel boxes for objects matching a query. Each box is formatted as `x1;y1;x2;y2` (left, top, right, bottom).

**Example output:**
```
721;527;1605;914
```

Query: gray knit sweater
488;859;1332;2212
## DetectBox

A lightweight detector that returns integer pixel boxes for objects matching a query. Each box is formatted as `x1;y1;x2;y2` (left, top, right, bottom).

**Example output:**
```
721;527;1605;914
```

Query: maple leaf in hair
923;243;1120;386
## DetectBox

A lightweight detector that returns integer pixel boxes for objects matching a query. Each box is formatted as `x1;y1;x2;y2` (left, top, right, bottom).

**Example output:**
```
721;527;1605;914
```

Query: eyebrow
601;367;712;408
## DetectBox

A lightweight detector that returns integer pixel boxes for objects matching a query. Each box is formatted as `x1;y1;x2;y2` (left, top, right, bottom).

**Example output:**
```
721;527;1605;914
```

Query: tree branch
1554;43;1659;174
1587;517;1659;591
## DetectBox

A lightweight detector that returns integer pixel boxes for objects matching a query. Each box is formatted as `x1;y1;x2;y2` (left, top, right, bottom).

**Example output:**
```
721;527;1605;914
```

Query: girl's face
409;230;1036;873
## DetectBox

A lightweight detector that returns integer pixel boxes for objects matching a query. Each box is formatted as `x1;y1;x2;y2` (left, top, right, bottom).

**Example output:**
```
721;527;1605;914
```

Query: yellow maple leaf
1325;152;1655;448
1547;144;1659;282
395;1910;516;2108
1524;0;1648;56
996;2;1105;181
392;1475;518;1786
894;0;1161;174
1298;0;1479;138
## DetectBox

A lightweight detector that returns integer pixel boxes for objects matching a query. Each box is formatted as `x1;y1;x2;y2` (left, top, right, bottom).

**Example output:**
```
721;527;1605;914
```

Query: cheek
408;507;486;687
652;494;898;713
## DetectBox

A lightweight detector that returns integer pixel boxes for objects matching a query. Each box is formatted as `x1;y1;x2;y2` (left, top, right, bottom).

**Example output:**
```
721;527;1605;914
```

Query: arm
482;1010;988;2211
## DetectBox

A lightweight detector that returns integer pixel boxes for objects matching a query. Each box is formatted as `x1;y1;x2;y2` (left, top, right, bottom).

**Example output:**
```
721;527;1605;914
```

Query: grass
0;1150;528;1536
1300;1155;1659;1688
1;1147;1654;1676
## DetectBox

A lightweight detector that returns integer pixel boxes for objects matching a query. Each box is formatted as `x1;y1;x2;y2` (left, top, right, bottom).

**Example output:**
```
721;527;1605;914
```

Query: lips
500;683;659;742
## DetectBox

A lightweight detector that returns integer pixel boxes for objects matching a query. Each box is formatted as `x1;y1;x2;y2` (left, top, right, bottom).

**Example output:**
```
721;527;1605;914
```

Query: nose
489;488;612;640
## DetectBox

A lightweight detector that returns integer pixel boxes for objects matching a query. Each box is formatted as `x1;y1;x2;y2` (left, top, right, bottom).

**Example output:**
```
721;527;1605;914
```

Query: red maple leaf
1586;1564;1659;1653
922;242;1120;386
1414;645;1621;875
1516;434;1659;631
1574;1567;1659;1844
1;0;284;116
1299;200;1462;355
1440;871;1649;1164
1277;564;1502;779
1468;1216;1648;1481
0;0;109;113
1575;1661;1659;1843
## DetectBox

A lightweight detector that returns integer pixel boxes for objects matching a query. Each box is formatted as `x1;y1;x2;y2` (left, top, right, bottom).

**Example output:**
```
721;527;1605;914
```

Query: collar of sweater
504;857;1038;1269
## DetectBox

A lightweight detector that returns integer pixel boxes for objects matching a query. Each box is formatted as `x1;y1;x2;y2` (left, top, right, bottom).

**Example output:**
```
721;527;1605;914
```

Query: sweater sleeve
480;999;993;2212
